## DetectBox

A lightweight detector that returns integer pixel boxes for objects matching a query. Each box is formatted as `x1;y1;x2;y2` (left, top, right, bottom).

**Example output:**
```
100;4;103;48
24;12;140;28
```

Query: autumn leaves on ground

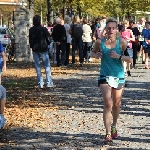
3;61;79;129
1;60;99;145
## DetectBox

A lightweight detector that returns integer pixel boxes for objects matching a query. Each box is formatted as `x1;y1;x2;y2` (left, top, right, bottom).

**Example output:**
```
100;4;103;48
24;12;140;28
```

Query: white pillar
0;14;2;26
117;15;119;23
135;15;137;22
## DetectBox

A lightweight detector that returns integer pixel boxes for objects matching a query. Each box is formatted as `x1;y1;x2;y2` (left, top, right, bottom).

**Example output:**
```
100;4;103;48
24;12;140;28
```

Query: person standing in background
29;15;55;88
52;18;67;67
64;16;72;66
82;18;92;62
0;42;6;84
69;15;83;67
0;85;6;129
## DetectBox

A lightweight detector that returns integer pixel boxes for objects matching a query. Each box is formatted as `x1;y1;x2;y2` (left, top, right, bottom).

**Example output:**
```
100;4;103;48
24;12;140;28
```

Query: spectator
52;17;67;67
0;85;6;129
102;15;107;28
29;15;55;88
90;20;96;37
0;42;6;84
95;18;100;28
64;16;72;66
69;15;83;67
93;19;105;40
82;18;92;62
118;22;123;32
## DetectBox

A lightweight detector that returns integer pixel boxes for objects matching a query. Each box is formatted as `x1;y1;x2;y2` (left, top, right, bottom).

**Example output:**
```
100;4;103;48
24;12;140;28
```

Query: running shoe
111;126;118;139
47;83;56;88
127;71;131;76
145;66;149;69
104;133;113;144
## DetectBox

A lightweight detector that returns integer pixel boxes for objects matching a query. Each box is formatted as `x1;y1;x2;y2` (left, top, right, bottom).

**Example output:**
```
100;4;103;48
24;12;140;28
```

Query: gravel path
1;63;150;150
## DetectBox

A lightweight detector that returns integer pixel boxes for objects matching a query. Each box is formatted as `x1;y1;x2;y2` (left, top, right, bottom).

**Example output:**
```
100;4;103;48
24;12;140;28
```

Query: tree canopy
0;0;150;25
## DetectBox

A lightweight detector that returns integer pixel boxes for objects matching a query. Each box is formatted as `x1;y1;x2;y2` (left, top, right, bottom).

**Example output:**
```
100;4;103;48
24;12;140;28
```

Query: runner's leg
100;84;112;133
112;88;124;126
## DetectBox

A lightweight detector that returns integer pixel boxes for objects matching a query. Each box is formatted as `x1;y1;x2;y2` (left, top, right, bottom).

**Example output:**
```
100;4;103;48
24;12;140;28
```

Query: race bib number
106;76;119;88
138;37;144;41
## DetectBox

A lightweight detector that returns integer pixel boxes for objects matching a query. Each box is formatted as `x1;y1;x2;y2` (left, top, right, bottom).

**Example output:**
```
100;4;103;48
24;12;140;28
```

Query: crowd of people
49;16;107;67
28;15;150;144
0;14;150;146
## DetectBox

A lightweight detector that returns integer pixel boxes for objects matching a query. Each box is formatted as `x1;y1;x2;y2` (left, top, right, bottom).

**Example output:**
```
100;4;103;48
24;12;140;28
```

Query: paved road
2;62;150;150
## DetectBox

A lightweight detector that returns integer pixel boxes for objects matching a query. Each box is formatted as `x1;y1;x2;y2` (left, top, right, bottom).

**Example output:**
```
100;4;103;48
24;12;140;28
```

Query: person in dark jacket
29;15;55;88
52;17;67;67
127;20;140;68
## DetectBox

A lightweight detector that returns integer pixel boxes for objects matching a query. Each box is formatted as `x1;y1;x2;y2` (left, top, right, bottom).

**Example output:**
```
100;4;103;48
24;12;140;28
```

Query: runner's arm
126;30;135;41
90;39;102;59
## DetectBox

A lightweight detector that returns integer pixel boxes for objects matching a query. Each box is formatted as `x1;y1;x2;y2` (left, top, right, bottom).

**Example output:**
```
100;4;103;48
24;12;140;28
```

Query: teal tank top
99;37;125;83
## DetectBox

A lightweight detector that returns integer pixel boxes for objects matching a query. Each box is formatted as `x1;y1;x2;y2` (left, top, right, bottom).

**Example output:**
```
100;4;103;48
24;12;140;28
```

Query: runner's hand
109;50;120;59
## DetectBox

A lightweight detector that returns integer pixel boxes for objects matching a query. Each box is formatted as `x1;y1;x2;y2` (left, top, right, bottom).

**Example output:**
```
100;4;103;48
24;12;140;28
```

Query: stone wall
13;7;32;62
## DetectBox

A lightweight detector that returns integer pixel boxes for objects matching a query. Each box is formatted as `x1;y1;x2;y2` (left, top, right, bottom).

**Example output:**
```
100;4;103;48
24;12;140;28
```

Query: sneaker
142;61;145;64
104;133;113;144
38;84;43;89
47;83;56;88
88;58;93;62
80;63;83;67
145;66;149;69
71;63;75;67
127;71;131;76
111;126;118;139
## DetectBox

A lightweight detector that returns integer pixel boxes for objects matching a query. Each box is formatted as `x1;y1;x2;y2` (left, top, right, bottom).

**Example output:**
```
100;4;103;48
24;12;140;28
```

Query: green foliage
1;0;150;25
0;5;20;26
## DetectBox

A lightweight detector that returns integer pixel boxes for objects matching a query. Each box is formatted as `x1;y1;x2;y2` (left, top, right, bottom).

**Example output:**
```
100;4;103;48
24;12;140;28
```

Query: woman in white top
82;18;92;62
64;16;72;66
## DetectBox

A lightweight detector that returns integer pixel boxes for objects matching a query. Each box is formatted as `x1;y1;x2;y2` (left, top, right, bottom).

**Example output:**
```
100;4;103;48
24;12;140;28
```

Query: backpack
72;24;83;38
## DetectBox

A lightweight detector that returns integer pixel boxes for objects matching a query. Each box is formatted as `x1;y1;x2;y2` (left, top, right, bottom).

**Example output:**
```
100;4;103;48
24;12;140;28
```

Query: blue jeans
33;51;53;86
72;37;83;64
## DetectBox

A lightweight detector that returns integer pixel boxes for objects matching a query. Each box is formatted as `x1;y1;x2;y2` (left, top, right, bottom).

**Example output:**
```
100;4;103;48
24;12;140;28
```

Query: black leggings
132;43;138;66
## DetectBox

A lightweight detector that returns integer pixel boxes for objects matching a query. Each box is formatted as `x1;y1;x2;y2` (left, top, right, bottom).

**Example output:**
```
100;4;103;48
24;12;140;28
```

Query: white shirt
82;24;92;42
64;23;72;43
